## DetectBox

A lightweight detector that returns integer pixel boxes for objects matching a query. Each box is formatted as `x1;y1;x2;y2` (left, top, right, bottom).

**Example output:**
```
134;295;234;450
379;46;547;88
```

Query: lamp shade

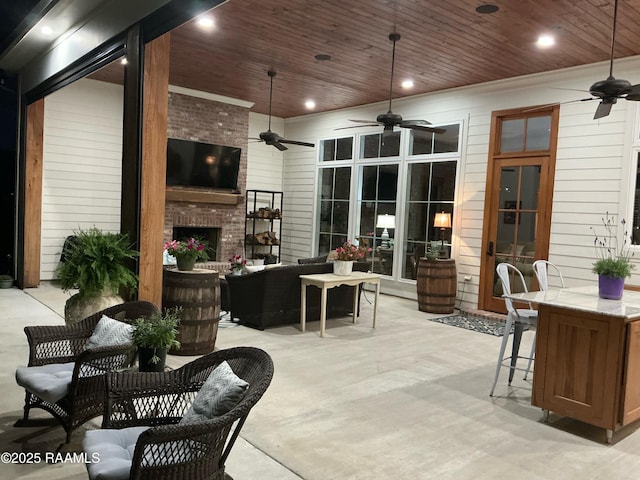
433;212;451;229
376;214;396;229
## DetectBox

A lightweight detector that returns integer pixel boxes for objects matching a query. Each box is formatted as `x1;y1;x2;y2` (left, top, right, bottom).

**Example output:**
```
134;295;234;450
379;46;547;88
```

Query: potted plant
164;237;208;271
57;227;139;324
590;213;635;299
333;238;371;276
229;254;247;275
132;307;181;372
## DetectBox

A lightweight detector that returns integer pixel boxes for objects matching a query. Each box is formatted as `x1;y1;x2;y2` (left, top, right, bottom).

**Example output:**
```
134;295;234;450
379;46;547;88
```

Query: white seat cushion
15;362;75;404
86;315;134;350
180;361;248;424
83;426;149;480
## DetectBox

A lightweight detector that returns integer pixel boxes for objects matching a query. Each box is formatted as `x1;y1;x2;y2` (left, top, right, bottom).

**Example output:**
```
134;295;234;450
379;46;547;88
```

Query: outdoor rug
428;314;526;337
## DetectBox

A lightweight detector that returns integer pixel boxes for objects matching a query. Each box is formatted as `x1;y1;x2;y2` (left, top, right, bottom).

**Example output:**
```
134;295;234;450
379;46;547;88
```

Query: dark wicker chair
15;301;160;444
83;346;274;480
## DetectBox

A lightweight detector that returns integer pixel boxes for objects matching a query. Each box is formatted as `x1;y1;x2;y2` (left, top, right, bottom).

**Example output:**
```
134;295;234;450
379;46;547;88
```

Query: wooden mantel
165;188;243;205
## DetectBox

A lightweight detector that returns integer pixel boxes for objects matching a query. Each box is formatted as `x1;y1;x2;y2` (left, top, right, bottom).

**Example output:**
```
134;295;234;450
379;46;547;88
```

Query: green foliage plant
56;227;139;297
132;307;181;363
590;213;635;279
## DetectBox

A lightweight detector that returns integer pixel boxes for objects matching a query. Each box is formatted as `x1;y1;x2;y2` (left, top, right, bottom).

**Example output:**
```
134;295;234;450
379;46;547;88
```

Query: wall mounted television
166;138;241;192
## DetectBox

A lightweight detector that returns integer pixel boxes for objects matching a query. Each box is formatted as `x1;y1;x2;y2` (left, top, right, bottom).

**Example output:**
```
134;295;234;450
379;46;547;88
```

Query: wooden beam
138;32;170;306
23;99;44;288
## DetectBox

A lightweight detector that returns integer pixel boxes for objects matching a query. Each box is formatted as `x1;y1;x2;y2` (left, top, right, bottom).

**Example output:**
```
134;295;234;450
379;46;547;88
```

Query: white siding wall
41;79;124;280
283;56;640;308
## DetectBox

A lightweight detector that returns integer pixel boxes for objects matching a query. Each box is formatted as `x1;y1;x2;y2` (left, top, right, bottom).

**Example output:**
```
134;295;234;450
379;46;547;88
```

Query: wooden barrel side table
416;258;457;314
162;268;220;355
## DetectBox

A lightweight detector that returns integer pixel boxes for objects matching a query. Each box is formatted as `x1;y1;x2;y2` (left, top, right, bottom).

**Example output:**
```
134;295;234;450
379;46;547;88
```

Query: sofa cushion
83;426;150;480
86;315;134;350
180;361;248;423
15;362;75;403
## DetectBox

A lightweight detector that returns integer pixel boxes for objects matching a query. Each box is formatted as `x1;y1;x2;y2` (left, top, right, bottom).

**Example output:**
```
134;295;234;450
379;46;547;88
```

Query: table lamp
433;211;451;258
377;214;396;249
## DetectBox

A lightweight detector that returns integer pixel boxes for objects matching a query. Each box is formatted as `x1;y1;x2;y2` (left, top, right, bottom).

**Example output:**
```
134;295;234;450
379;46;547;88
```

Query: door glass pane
500;119;524;152
334;167;351;199
408;163;430;201
430;162;456;201
493;164;540;296
525;116;551;150
320;169;334;198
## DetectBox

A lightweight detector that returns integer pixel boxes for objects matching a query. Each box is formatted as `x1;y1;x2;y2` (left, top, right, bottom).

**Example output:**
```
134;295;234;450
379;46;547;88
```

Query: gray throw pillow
86;315;134;350
180;361;249;424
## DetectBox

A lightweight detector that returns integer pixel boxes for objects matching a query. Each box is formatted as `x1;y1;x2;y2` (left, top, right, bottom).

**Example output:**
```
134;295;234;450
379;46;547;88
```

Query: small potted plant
132;307;181;372
590;213;635;299
333;238;371;276
229;254;247;275
164;237;208;271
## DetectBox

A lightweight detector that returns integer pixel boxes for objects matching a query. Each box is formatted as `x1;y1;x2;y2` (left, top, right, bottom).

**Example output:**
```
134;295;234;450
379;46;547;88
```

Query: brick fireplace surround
163;92;249;266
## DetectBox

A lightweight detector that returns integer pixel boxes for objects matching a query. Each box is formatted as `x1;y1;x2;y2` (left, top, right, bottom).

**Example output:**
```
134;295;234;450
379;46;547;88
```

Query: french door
479;106;558;313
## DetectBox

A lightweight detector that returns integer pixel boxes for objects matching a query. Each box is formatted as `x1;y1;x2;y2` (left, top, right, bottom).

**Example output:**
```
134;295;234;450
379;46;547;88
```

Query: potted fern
132;308;181;372
56;227;139;324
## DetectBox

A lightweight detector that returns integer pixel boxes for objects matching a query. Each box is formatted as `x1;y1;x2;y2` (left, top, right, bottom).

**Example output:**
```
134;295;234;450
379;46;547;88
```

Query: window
403;161;457;279
318;166;352;255
358;164;398;275
500;115;551;153
409;124;460;155
360;132;400;158
320;137;353;161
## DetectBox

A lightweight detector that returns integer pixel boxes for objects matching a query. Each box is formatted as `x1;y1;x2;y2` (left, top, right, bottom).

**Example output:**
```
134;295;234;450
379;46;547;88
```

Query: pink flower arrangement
229;254;247;270
164;238;208;261
334;239;371;261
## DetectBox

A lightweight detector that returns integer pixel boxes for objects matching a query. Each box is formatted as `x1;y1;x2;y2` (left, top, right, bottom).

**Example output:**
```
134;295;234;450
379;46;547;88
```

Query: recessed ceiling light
476;4;499;14
536;34;555;48
305;100;316;109
41;25;53;36
314;54;331;61
401;79;414;89
196;16;214;29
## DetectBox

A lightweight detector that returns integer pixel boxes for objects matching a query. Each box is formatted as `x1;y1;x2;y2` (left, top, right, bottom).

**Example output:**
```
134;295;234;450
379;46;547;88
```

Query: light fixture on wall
377;214;396;249
433;211;452;258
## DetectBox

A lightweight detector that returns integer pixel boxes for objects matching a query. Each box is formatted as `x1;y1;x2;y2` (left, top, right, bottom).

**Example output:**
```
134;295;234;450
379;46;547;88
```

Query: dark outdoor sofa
225;261;368;330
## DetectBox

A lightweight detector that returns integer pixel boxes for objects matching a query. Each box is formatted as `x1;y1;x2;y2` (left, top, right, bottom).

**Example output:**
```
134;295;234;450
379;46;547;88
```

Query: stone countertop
506;285;640;319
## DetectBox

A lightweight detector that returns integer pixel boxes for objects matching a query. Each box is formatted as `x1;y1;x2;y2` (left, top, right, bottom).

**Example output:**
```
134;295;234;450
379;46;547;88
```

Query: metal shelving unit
245;190;283;263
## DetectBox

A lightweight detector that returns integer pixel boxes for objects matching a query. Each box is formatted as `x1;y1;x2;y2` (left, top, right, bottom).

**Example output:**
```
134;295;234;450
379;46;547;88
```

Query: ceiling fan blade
349;119;382;124
334;124;380;130
402;123;446;134
271;142;288;151
279;139;315;148
594;101;614;119
624;83;640;100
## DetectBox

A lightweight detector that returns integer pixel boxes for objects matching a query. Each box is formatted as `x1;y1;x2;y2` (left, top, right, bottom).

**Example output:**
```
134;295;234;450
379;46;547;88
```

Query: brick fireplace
164;92;249;265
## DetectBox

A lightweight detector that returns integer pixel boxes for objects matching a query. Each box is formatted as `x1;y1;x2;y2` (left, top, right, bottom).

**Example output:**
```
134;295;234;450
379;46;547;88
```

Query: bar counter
507;286;640;443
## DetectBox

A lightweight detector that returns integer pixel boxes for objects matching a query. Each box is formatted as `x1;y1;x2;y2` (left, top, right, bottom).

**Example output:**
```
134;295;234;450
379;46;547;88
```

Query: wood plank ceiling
98;0;640;118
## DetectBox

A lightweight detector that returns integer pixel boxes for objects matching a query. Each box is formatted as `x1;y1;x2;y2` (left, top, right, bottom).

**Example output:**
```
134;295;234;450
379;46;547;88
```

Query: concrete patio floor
3;282;640;479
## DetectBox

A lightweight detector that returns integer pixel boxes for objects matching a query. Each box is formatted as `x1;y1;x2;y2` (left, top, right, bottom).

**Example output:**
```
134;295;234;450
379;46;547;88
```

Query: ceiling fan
251;70;315;151
583;0;640;119
338;32;445;136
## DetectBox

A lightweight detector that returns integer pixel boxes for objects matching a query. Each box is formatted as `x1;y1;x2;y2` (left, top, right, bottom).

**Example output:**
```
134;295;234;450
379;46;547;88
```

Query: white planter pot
333;260;354;276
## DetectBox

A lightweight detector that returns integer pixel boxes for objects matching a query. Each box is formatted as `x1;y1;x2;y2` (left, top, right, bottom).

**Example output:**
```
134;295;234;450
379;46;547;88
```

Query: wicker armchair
15;301;160;444
82;346;274;480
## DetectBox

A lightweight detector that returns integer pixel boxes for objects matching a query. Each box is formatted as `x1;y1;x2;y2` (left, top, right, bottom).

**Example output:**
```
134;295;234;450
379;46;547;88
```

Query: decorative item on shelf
333;239;371;276
57;227;139;325
229;254;247;275
132;307;181;372
377;214;396;249
164;237;208;271
433;211;452;259
590;212;635;300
